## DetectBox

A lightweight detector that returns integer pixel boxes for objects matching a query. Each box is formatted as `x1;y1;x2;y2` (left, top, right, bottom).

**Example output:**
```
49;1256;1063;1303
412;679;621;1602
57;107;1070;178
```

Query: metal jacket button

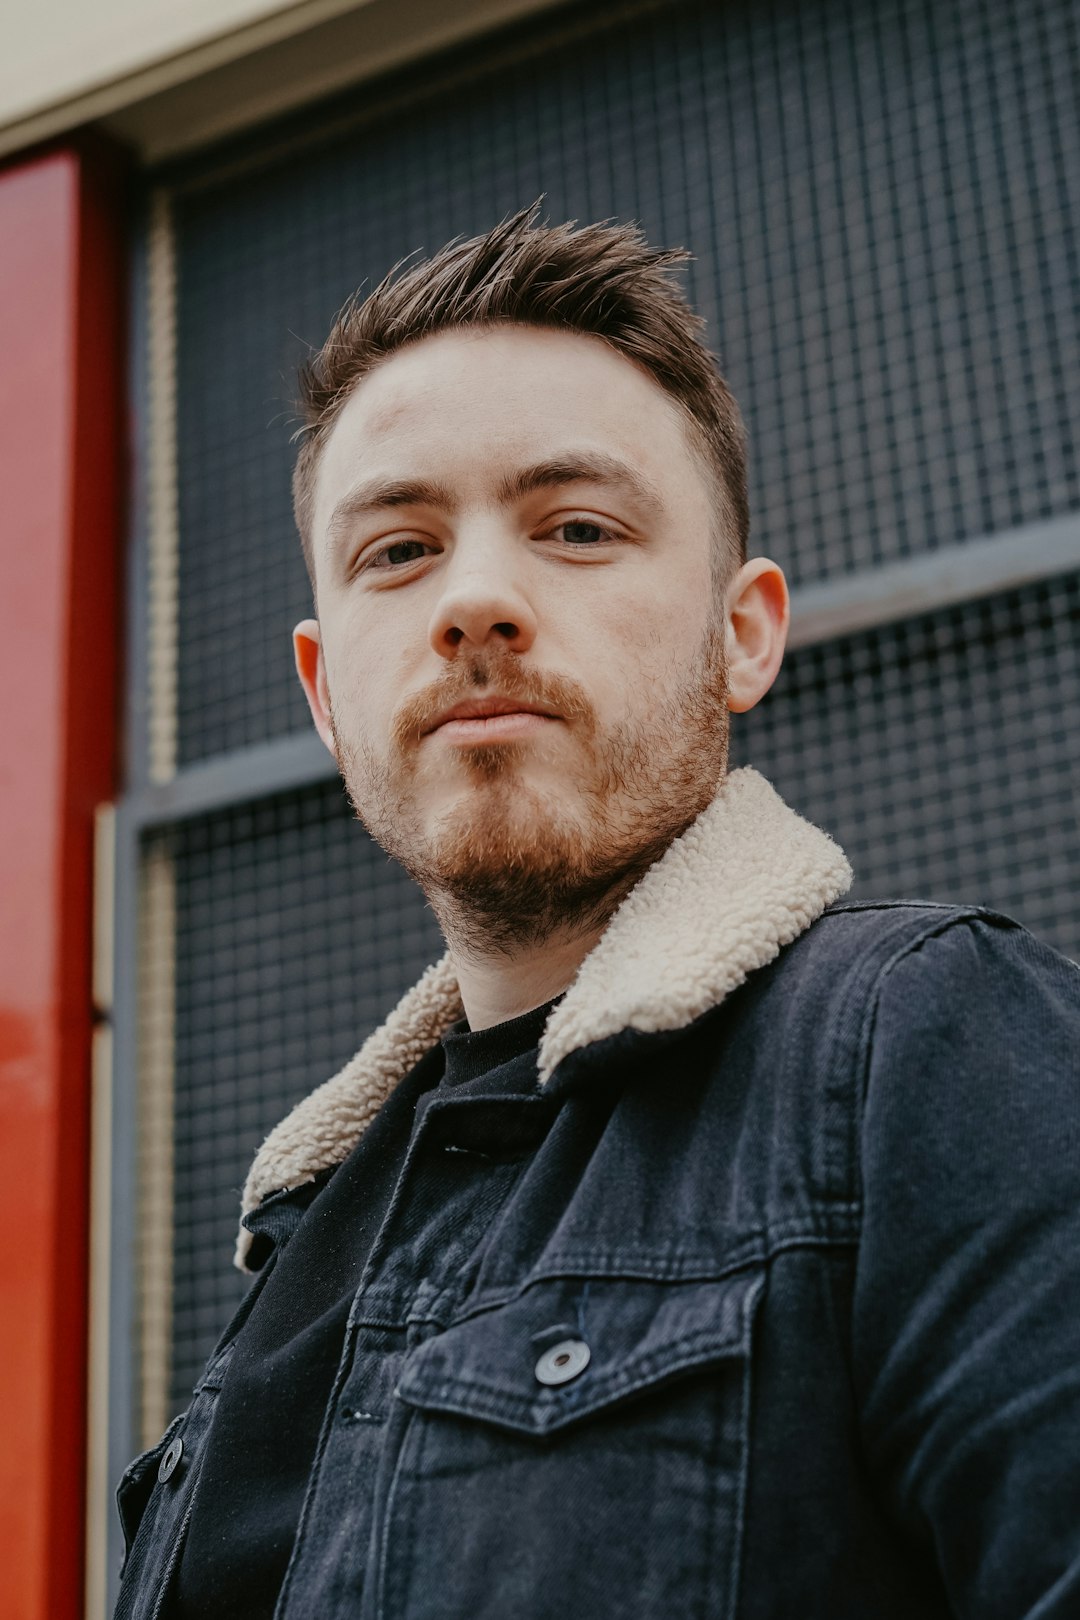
158;1436;184;1483
534;1339;590;1386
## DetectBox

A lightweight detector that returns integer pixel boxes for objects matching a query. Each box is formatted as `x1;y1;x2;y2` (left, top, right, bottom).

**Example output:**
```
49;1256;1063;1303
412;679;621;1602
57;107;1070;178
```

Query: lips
423;695;561;735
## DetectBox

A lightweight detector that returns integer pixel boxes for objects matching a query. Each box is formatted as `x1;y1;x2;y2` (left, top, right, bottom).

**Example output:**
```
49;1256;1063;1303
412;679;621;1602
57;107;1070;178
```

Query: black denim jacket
115;770;1080;1619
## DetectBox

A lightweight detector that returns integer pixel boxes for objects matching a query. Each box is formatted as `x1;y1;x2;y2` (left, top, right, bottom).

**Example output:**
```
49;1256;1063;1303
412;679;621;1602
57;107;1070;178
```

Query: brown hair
292;202;749;593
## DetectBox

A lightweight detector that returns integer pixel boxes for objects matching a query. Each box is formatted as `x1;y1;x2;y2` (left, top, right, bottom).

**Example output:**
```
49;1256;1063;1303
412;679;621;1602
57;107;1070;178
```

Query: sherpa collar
235;766;852;1270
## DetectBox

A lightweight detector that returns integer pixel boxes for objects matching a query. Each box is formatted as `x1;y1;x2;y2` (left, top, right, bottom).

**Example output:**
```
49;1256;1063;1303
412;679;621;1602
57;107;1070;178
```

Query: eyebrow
495;453;665;516
324;451;664;566
325;476;458;559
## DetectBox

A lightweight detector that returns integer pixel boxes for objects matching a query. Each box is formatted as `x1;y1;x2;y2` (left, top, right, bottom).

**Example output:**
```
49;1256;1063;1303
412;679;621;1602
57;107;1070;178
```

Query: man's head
292;207;788;951
292;203;749;597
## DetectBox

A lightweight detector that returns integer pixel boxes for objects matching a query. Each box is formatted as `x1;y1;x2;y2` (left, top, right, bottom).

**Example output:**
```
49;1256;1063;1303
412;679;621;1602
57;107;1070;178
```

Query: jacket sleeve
851;911;1080;1619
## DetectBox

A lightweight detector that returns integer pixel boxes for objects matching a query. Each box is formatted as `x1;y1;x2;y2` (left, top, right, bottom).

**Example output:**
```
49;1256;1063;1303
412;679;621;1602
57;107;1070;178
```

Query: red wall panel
0;141;126;1620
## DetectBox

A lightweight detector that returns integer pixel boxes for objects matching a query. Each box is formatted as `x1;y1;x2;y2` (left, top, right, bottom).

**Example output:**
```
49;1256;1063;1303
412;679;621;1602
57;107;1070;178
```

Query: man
115;205;1080;1619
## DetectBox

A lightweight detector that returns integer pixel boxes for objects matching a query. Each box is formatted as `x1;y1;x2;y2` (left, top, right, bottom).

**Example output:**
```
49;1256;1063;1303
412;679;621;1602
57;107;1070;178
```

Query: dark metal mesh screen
733;570;1080;961
171;0;1080;762
161;791;443;1407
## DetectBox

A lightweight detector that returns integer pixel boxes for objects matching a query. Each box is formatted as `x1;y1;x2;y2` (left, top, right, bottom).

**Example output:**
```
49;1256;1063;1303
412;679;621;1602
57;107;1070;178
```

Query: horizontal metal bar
127;728;338;829
123;510;1079;829
787;511;1080;649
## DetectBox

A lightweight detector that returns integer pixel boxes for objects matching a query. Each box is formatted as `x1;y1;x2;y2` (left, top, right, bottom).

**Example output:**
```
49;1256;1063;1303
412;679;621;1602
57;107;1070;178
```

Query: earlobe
293;619;337;758
724;560;790;715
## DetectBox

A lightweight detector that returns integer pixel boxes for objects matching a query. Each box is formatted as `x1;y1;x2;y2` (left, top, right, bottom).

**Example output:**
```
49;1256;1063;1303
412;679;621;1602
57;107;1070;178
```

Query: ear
293;619;338;758
723;558;790;714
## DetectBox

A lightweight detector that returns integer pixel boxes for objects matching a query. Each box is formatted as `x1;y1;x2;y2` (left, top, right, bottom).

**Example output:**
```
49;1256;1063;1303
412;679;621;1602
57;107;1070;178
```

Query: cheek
594;579;711;678
551;592;689;733
322;612;403;740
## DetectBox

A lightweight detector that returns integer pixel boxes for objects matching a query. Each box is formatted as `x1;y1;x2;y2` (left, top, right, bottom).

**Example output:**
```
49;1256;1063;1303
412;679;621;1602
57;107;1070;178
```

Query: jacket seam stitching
442;1231;860;1327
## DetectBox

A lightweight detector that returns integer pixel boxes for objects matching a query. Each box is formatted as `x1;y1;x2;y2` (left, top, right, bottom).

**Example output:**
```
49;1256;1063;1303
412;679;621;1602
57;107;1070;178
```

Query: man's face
306;324;732;943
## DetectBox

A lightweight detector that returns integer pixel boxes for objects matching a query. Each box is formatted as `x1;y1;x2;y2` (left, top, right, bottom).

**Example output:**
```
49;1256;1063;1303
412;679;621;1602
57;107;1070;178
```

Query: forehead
310;325;705;540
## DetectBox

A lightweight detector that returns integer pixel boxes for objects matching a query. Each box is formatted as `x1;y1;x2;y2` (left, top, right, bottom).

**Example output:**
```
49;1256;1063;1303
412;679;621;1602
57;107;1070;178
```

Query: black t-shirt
170;997;555;1618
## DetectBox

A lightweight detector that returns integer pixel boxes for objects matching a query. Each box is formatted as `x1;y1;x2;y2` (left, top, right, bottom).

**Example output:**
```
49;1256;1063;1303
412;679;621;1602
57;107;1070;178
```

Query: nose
427;533;538;660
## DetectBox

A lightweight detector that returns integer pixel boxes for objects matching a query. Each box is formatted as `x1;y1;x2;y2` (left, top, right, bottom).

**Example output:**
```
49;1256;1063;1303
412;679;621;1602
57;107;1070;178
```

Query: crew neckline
440;997;559;1088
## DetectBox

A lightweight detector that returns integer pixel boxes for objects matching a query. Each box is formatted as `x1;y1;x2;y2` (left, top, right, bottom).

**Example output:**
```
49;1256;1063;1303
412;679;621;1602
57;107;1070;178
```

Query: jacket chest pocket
380;1271;763;1620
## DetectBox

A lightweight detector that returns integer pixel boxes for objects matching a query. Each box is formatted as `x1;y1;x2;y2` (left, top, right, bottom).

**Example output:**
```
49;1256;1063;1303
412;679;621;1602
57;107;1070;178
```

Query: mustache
390;651;595;750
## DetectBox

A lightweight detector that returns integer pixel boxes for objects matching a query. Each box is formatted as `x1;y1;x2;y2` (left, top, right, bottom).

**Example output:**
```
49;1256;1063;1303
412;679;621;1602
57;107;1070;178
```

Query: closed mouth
424;696;561;735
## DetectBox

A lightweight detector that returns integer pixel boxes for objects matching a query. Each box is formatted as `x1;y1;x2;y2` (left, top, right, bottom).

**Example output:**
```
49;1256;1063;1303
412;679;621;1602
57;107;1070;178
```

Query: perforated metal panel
159;786;443;1406
171;0;1080;762
732;569;1080;959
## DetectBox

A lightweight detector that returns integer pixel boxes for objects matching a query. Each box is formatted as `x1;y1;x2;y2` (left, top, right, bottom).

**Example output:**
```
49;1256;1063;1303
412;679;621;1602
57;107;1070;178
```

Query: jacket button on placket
534;1339;590;1386
158;1436;184;1483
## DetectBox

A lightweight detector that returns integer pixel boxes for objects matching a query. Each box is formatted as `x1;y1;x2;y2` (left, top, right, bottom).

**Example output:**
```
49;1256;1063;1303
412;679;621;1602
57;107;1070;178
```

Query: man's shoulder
797;895;1080;1087
776;892;1025;983
799;893;1044;983
818;893;1025;937
728;896;1080;1160
811;894;1076;981
756;893;1076;1051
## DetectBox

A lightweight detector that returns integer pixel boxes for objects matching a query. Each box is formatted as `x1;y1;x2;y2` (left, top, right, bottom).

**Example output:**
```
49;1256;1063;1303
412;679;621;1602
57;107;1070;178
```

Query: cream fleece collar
235;766;852;1270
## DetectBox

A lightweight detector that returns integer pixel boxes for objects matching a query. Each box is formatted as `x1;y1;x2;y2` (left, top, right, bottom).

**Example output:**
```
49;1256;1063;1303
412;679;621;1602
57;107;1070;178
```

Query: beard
328;621;730;956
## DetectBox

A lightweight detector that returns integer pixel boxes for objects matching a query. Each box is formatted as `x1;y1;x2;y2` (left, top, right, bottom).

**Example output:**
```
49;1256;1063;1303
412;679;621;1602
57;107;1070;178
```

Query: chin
428;773;571;858
422;744;554;814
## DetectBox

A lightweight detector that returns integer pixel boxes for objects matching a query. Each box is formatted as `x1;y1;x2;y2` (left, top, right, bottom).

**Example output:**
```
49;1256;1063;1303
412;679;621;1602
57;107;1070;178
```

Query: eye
543;517;623;547
365;538;436;570
561;520;606;545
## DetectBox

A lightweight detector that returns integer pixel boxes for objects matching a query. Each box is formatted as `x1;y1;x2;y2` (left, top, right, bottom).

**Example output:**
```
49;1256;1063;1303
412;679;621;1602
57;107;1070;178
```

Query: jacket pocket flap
116;1412;186;1556
395;1271;761;1437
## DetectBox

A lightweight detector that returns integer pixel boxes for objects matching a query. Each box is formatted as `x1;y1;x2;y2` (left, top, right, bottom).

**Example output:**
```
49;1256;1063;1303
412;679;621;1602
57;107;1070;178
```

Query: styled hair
292;202;749;593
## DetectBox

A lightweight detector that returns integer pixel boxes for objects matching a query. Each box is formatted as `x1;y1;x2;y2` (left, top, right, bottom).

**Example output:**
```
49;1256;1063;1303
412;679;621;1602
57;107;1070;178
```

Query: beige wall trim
147;190;179;785
0;0;574;166
136;842;177;1450
0;0;369;157
140;191;181;1432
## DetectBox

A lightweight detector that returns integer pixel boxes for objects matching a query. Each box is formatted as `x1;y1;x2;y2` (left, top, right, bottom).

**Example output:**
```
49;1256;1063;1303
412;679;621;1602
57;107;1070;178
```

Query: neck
446;917;609;1031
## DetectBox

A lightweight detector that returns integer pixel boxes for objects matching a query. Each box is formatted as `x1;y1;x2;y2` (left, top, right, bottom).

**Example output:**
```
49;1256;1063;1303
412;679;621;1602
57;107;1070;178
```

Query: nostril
494;622;517;638
444;626;464;647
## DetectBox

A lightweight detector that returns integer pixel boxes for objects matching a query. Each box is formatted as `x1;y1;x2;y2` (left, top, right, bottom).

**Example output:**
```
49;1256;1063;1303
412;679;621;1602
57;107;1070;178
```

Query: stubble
328;622;729;955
